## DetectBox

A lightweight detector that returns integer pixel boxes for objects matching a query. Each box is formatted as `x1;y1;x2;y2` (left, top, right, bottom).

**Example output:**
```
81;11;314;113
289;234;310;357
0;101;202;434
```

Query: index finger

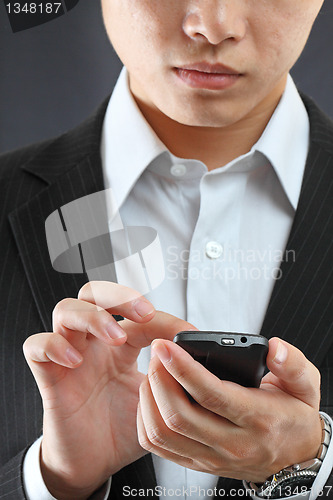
78;281;155;320
119;312;198;349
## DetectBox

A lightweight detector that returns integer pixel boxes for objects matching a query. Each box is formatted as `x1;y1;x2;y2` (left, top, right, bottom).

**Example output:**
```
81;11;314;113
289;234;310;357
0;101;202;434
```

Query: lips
174;61;242;90
178;61;240;74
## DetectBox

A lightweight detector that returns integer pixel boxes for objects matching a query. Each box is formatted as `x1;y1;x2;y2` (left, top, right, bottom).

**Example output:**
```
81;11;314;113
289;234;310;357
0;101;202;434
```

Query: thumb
266;337;321;408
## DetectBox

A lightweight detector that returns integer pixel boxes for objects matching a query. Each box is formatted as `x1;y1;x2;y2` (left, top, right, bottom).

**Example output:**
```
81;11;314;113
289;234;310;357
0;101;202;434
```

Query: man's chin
169;109;244;129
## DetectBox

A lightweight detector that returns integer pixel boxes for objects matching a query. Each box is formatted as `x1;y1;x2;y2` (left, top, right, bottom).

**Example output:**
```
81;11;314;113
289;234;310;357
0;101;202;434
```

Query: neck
131;77;287;171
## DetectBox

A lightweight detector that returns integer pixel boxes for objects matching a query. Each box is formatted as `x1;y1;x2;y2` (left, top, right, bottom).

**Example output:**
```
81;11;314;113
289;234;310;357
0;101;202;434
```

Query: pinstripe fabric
0;450;27;499
110;455;157;500
0;94;332;499
0;100;109;499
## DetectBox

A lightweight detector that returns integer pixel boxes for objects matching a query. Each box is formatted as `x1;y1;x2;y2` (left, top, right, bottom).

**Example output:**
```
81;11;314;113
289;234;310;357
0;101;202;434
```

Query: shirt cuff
242;411;333;500
22;436;112;500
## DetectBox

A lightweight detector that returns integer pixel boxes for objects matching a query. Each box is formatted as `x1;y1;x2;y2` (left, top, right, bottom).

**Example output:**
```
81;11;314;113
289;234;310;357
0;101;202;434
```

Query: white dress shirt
23;67;333;500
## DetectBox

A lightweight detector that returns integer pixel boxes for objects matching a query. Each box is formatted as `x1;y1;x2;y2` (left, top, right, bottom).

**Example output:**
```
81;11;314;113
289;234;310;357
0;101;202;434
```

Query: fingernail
105;322;126;340
66;347;83;366
273;341;288;364
134;300;155;318
152;341;171;363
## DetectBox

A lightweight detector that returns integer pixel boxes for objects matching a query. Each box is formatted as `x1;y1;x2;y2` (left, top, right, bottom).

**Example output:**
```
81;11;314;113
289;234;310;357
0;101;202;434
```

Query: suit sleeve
0;448;29;499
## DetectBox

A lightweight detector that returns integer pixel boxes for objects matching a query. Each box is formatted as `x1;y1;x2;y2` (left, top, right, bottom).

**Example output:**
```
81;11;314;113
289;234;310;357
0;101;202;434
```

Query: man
0;0;332;499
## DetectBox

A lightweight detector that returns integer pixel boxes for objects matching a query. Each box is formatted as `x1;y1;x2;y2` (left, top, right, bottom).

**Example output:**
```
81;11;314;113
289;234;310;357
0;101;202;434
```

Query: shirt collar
101;69;309;212
254;74;310;210
101;67;167;210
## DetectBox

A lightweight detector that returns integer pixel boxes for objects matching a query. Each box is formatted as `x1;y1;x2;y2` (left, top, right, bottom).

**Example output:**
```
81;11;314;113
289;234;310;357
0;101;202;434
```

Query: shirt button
170;164;187;177
205;241;223;259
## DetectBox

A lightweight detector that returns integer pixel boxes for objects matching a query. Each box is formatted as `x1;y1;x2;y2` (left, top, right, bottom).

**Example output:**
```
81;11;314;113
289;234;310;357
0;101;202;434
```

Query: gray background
0;0;332;154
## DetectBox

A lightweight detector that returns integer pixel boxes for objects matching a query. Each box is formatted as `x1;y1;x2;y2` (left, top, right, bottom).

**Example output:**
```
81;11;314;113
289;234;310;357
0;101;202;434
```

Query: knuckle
43;336;55;355
138;433;154;452
199;390;228;413
289;352;311;382
52;298;75;325
314;366;321;389
252;413;274;435
23;333;46;358
22;336;33;357
77;281;94;301
292;363;307;382
146;425;167;447
164;410;187;433
53;297;74;313
203;455;223;474
228;437;258;465
139;376;149;395
258;419;281;450
148;366;161;386
86;309;108;331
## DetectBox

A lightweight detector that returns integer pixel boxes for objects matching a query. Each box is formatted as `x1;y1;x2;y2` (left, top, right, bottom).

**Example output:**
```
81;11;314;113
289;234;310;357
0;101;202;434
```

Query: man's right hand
23;281;196;500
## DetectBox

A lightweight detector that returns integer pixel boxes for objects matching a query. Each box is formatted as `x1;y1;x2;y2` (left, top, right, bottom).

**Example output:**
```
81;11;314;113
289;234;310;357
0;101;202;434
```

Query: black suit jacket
0;94;332;499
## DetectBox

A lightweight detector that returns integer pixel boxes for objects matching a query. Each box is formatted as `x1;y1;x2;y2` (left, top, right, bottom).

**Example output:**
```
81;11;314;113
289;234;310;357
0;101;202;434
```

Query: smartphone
173;331;268;388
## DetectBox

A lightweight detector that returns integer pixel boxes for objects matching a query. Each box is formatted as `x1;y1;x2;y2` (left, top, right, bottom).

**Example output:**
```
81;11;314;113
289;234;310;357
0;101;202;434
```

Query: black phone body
173;331;268;388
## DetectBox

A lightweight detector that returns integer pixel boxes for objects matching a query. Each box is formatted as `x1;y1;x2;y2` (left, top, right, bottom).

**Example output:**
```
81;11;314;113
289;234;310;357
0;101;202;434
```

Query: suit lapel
8;98;109;332
8;155;106;332
260;98;333;368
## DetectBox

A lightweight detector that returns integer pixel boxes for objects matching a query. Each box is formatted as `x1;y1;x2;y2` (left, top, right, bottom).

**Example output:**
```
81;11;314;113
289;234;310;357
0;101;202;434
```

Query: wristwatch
249;415;331;498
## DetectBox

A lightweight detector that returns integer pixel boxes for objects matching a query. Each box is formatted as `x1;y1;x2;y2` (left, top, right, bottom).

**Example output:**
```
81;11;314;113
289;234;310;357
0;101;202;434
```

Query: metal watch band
317;414;331;461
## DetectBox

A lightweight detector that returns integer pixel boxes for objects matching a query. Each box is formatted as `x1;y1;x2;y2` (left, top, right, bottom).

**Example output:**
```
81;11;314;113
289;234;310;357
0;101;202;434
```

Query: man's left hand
137;337;322;482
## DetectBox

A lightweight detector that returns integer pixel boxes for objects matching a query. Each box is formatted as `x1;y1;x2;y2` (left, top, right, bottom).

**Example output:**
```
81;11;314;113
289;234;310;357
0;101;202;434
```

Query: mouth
173;62;242;91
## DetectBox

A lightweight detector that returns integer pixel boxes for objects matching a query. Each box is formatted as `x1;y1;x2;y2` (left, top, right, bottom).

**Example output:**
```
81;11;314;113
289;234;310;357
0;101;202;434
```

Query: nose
183;0;247;45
